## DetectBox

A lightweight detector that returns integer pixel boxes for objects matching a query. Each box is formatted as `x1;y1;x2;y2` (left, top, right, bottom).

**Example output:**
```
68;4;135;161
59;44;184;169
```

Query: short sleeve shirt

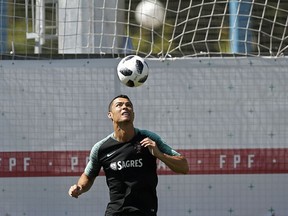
84;128;181;216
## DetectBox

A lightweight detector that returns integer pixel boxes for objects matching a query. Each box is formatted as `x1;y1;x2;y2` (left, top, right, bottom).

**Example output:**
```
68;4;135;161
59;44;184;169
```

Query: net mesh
1;0;287;59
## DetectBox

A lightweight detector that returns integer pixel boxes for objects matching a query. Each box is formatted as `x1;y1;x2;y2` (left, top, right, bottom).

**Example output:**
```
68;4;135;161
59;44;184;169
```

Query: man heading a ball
68;94;189;216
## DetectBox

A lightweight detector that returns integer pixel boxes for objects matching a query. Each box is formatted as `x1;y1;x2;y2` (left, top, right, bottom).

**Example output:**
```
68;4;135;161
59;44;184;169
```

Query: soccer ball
135;0;165;29
117;55;149;87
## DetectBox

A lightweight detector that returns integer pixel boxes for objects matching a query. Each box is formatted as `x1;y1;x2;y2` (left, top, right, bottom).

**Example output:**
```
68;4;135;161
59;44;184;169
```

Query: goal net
1;0;288;59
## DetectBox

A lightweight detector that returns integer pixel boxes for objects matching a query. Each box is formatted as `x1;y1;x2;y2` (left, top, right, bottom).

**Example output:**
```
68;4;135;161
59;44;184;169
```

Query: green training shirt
84;128;181;216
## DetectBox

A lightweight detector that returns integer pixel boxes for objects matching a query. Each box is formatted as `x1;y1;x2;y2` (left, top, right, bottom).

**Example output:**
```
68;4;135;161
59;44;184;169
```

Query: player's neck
113;124;135;143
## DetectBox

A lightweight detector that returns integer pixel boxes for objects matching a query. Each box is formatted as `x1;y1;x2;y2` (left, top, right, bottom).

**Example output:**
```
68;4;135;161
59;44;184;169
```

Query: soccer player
68;94;189;216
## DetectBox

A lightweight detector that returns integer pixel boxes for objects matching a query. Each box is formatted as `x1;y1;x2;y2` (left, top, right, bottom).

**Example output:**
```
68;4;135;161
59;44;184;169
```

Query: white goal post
1;0;288;59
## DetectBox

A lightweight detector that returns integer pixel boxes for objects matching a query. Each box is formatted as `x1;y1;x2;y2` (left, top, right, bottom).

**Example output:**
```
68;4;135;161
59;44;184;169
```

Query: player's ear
107;112;112;120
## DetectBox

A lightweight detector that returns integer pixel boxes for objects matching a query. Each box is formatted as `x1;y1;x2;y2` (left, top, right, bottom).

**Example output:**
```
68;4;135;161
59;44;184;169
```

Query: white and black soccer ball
117;55;149;87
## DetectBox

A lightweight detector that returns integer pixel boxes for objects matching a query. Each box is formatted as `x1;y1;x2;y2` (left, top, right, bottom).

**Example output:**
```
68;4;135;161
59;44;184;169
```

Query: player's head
108;95;134;123
108;94;133;111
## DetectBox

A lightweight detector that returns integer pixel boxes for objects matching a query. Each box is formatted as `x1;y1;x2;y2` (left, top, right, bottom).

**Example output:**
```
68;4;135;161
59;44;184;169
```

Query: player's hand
68;184;82;198
140;138;161;157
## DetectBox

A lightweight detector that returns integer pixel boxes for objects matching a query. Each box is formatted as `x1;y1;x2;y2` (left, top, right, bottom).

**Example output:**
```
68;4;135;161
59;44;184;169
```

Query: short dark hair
108;94;132;111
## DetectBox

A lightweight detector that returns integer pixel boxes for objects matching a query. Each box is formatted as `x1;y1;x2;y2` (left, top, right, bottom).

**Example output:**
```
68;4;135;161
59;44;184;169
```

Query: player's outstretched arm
68;173;95;198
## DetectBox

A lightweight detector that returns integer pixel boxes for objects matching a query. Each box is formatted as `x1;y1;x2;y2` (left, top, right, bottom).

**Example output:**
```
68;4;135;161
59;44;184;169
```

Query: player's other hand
140;137;161;157
68;184;82;198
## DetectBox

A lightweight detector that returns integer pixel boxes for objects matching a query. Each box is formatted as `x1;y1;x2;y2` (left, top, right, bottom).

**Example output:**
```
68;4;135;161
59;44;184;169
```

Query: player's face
108;97;134;123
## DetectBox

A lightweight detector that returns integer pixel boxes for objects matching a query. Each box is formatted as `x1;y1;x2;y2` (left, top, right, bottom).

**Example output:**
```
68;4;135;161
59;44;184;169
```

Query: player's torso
98;132;158;215
98;133;157;184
